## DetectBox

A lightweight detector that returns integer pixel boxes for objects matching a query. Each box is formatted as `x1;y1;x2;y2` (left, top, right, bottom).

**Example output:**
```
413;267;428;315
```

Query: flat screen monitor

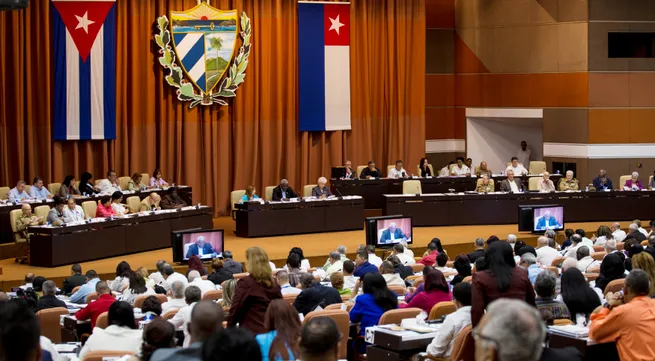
172;229;224;263
518;205;564;233
331;167;346;179
365;215;412;247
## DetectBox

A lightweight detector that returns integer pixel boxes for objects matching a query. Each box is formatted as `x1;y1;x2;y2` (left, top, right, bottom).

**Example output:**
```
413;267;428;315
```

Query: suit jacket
36;295;67;312
592;176;613;190
379;228;406;243
63;274;87;295
185;243;216;258
539;347;582;361
272;185;298;201
293;283;342;315
311;186;332;198
151;342;202;361
208;269;233;286
360;167;382;179
500;178;524;192
223;259;243;274
535;217;561;230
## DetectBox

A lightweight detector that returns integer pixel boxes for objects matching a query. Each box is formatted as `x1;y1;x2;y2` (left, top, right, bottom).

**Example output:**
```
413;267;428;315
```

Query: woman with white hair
624;171;644;190
311;177;332;198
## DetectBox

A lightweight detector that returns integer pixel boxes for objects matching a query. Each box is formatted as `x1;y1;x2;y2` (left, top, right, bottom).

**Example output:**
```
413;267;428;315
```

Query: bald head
537;236;549;248
0;292;7;302
562;258;578;272
611;222;621;231
188;300;224;343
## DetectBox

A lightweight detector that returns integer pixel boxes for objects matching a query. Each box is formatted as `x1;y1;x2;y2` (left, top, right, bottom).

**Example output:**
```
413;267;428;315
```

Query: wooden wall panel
425;107;455;140
586;158;631;185
426;74;455;107
628;109;655;143
426;29;455;74
587;22;630;72
426;0;455;28
588;109;631;143
629;73;655;107
589;0;655;21
543;109;589;143
454;107;466;139
588;73;630;107
557;0;588;22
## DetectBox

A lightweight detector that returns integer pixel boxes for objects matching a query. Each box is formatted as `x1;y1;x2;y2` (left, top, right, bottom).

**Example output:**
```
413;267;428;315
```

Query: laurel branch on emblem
154;12;251;108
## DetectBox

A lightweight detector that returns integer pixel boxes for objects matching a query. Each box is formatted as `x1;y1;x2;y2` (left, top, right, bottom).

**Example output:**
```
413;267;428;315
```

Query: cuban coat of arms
155;1;251;107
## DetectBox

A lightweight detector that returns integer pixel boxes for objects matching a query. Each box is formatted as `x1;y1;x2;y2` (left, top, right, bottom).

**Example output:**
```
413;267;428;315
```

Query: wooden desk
365;326;438;361
548;332;619;361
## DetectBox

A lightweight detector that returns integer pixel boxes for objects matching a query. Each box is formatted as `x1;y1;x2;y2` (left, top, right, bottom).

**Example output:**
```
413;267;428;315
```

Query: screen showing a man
377;219;411;244
183;232;222;260
534;207;563;231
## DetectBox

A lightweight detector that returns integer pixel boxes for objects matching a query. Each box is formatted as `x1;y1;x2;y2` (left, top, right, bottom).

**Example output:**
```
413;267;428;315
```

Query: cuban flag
52;0;116;140
298;2;351;132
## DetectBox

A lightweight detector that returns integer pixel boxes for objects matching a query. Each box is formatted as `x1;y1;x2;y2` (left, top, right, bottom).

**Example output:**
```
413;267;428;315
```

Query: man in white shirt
564;234;584;259
505;157;528;176
517;140;533;168
323;251;344;279
187;271;216;296
499;170;524;192
168;286;201;347
161;281;187;313
97;169;122;194
28;177;53;199
161;264;188;292
507;234;517;253
342;261;358;290
611;222;626;242
439;162;454;177
149;260;167;285
8;180;30;203
20;273;35;290
276;270;302;296
537;172;556;192
380;262;405;288
575;229;594;249
450;157;470;176
633;219;649;238
535;236;559;267
392;243;415;265
426;283;472;358
575;246;598;273
62;198;85;223
366;245;383;267
388;160;409;179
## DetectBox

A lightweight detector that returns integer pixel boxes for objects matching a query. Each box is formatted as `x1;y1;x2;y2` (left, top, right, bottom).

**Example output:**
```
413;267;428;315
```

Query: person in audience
535;236;558;267
222;250;243;274
28;177;52;199
626;223;646;242
229;247;282;333
589;269;655;361
15;204;42;240
419;157;433;177
450;157;470;176
353;250;379;278
62;197;85;223
240;185;260;202
208;258;233;285
122;272;156;306
98;169;122;193
162;264;189;292
78;301;142;359
360;160;383;179
405;266;434;302
360;245;381;267
633;219;649;237
400;269;452;313
62;264;86;295
467;238;485;263
299;317;341;361
110;191;130;217
127;173;147;191
162;281;187;313
202;328;262;361
44;195;66;225
537;171;555;192
35;280;66;312
330;272;351;296
450;255;471;286
563;234;583;258
188;270;216;296
19;273;35;290
534;271;570;324
271;179;298;201
169;285;202;347
434;252;454;274
596;252;627;294
465;158;473;168
0;299;45;361
256;299;301;361
558;170;579;191
110;261;134;292
150;168;168;188
631;252;655;297
592;169;613;191
69;270;100;304
8;180;30;202
160;187;187;209
350;273;398;348
475;174;494;193
129;319;175;361
186;254;209;276
157;301;224;361
391;243;415;266
611;222;627;242
559;228;574;250
505;156;528;176
142;296;163;319
79;172;100;195
96;195;116;218
438;161;455;177
594;225;612;246
274;270;299;296
285;253;306;288
149;260;168;285
624;171;644;190
140;192;162;212
343;160;354;179
133;267;155;290
387;255;413;280
426;282;472;358
499;169;525;193
475;161;492;178
625;242;644;271
322;251;344;280
576;246;598;273
294;274;341;315
416;241;439;266
219;279;238;314
310;177;333;198
288;247;312;271
519;253;543;284
33;276;46;294
321;245;349;270
604;239;621;258
506;233;517;250
471;242;536;326
379;261;405;288
342;260;358;290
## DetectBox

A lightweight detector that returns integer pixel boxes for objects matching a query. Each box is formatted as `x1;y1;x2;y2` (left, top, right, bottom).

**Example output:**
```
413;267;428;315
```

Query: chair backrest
528;161;547;175
379;308;422;325
141;173;150;184
587;265;600;274
47;183;62;196
553;318;574;326
24;185;32;196
650;175;654;187
85;292;99;304
551;257;566;267
155;294;168;304
619;175;631;189
325;303;346;311
9;209;25;243
82;201;97;219
449;325;474;361
584;273;599;283
428;301;456;320
118;176;130;191
303;184;317;198
462;276;472;283
642;240;649;247
95;312;109;329
33;205;50;222
542;266;558;276
605;278;625;295
126;196;141;213
82;350;136;361
302;310;350;359
233;272;249;279
340;294;351;302
162;308;180;321
134;294;151;309
402;180;422;195
387;284;406;295
264;186;275;201
413;279;425;289
528;177;540;191
0;186;9;200
591;251;606;261
410;264;424;273
356;165;367;178
202;289;223;301
283;293;298;304
71;285;82;294
36;307;69;343
231;190;246;211
593;245;604;252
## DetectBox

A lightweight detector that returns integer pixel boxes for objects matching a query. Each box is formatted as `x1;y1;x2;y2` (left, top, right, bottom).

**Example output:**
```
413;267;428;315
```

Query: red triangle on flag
52;1;114;62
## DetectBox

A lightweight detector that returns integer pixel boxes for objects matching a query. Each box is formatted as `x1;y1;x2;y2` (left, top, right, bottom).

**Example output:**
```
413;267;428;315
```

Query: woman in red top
96;196;116;218
400;269;452;313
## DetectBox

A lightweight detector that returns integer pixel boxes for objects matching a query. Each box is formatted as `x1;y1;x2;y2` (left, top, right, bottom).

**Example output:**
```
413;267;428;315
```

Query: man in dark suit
359;160;383;179
36;280;66;312
467;238;486;263
499;170;525;192
592;169;613;191
535;211;562;231
272;179;299;201
63;264;87;295
185;236;217;259
293;274;341;315
222;250;243;274
379;222;407;244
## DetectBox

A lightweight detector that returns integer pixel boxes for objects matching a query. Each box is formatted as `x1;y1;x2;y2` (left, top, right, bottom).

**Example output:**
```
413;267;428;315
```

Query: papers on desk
366;320;441;344
54;343;79;353
549;325;589;338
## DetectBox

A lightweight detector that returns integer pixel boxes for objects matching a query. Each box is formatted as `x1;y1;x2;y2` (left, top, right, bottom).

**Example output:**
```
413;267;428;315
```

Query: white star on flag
328;14;345;35
75;11;95;34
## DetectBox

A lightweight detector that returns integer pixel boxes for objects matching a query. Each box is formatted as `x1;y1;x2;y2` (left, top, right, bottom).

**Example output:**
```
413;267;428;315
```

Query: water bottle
585;186;588;192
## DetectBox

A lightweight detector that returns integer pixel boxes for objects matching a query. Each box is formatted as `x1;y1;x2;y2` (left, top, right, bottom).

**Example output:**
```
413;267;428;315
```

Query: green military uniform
559;178;580;191
476;183;495;193
16;214;40;240
476;170;492;178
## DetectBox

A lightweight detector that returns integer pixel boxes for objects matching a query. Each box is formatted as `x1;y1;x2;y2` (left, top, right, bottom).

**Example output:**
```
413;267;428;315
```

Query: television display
518;205;564;233
365;215;412;247
172;229;224;263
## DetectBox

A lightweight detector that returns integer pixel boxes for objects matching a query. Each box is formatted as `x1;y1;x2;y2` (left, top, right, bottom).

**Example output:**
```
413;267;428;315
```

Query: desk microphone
334;186;344;200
